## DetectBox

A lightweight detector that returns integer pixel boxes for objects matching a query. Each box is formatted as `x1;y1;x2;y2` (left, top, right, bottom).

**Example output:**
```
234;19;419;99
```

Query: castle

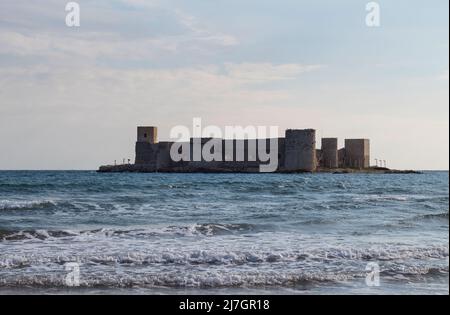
98;126;371;173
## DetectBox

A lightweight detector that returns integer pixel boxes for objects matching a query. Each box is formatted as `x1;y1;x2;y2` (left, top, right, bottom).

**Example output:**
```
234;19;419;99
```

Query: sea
0;171;448;295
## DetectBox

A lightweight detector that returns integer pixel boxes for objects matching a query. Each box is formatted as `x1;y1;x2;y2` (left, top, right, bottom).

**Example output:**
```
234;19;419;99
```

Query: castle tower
284;129;316;172
321;138;338;168
344;139;370;168
135;126;158;165
137;126;157;144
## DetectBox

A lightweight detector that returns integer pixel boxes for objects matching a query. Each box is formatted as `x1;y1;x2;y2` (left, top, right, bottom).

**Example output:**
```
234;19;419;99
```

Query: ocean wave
381;265;449;277
0;223;260;242
299;218;336;225
353;195;410;202
0;229;78;241
1;245;447;268
0;199;124;213
0;200;57;211
415;212;449;221
0;265;447;289
0;271;357;289
0;183;58;190
0;239;447;289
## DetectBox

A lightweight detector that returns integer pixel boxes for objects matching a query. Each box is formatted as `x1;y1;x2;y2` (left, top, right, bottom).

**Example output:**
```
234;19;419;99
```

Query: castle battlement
98;126;371;173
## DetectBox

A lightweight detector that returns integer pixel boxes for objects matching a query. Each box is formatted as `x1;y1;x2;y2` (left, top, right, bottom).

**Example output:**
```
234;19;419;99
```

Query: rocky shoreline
97;164;421;174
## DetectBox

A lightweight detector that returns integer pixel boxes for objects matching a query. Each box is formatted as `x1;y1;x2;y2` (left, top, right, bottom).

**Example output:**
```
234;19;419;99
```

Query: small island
98;126;420;174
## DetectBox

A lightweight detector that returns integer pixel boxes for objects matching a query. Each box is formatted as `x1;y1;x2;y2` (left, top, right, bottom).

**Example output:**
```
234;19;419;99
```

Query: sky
0;0;448;170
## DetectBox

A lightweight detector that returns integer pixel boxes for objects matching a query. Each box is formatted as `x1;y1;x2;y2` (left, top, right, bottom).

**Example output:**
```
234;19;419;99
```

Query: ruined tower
284;129;317;172
135;126;158;165
344;139;370;168
137;126;157;144
321;138;338;168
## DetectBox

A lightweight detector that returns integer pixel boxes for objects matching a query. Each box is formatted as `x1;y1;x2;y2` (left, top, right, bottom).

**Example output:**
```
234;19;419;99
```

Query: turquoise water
0;171;448;294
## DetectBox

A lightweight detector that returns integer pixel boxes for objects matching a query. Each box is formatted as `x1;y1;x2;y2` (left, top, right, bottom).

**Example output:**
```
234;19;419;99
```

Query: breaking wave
0;223;261;242
1;245;447;268
353;195;411;202
415;212;449;221
0;272;359;289
0;200;57;211
0;263;447;289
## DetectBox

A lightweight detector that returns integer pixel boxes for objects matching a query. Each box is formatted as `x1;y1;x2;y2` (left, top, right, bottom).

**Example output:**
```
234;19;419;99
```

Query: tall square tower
344;139;370;168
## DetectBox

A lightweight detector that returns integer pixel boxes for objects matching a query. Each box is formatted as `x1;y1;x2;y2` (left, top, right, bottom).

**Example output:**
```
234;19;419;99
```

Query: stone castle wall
284;129;316;172
344;139;370;169
321;138;338;168
133;126;370;172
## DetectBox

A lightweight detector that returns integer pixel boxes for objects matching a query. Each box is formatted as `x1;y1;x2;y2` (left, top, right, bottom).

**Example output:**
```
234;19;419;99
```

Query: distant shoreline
2;169;448;173
96;164;422;174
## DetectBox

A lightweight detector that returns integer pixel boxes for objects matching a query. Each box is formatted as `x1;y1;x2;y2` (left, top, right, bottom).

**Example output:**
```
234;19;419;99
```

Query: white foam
0;199;57;211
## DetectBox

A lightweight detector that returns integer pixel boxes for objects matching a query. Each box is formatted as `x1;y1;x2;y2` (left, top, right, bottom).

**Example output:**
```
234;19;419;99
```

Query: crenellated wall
132;126;370;172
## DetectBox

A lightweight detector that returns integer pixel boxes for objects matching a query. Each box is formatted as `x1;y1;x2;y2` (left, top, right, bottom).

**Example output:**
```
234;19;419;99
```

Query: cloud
0;29;182;60
224;63;324;83
173;9;239;47
118;0;160;9
0;1;238;65
0;62;322;116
